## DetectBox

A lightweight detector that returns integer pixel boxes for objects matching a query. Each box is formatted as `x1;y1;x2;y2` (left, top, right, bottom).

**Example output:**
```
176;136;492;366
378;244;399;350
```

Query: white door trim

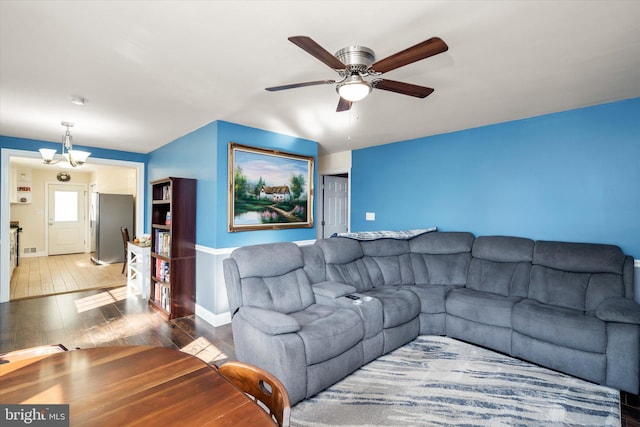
317;170;351;240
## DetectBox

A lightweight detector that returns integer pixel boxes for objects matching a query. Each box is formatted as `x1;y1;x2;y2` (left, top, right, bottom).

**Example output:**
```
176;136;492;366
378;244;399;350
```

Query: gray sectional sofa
223;230;640;405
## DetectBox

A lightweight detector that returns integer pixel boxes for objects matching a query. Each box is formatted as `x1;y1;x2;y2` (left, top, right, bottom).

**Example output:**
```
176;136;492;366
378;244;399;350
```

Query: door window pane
55;191;78;221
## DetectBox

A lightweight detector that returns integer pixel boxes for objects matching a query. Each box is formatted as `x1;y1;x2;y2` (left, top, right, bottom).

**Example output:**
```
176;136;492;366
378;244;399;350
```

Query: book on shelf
154;230;171;256
165;212;171;226
154;282;161;303
161;286;170;311
155;259;170;283
162;185;171;201
154;282;171;312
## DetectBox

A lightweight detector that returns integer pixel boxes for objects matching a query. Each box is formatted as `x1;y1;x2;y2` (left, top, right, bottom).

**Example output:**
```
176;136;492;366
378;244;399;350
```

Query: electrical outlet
366;212;375;221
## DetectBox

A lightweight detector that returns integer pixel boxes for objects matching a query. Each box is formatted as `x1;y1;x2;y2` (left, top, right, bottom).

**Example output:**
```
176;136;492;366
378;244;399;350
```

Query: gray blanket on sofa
332;227;437;240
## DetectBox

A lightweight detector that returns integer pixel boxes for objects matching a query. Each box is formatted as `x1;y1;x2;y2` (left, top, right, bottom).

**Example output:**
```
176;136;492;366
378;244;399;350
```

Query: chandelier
39;121;90;167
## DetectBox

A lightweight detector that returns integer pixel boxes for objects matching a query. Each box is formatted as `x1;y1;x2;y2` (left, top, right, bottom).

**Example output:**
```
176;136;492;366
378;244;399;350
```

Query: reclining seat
223;242;365;405
408;231;474;335
512;241;640;393
446;235;533;354
301;244;384;365
316;237;420;356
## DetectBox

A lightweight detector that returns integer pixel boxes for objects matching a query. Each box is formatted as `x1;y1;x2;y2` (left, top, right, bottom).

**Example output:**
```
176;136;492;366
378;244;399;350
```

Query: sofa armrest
312;281;357;299
237;306;301;335
596;297;640;325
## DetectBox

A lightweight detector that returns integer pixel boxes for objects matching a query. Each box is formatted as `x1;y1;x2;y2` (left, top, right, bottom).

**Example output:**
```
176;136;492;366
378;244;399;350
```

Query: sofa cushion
241;269;316;314
237;306;301;335
466;236;533;297
409;231;474;254
325;260;374;292
232;242;304;278
596;297;640;325
410;253;471;286
528;240;627;311
359;239;414;286
362;287;421;329
472;236;534;263
529;266;624;312
512;299;607;353
446;288;519;328
403;284;457;314
312;281;357;299
316;237;363;264
290;304;364;365
301;244;327;284
317;238;376;292
363;254;415;286
533;240;626;274
360;238;410;257
409;232;473;286
467;260;531;298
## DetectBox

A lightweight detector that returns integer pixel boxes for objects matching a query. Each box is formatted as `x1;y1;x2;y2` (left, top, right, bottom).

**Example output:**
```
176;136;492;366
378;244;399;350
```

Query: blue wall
351;98;640;258
0;135;147;241
2;122;318;250
146;120;318;249
0;135;146;164
147;122;219;245
147;120;318;318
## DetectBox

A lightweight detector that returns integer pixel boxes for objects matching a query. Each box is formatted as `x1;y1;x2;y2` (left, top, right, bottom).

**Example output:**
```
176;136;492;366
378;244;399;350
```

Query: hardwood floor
10;253;126;300
0;286;234;365
0;287;637;425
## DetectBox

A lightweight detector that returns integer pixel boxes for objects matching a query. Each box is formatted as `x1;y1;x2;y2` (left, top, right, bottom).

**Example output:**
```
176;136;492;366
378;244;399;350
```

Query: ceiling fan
266;36;448;112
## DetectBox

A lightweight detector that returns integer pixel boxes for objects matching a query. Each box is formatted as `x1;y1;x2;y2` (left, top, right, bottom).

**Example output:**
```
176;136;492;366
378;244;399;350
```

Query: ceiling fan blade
371;37;448;74
288;36;347;70
336;97;352;112
372;79;434;98
266;80;335;91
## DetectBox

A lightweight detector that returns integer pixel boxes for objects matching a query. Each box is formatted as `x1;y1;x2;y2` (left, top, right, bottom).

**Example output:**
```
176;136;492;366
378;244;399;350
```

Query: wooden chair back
120;227;130;274
218;361;291;427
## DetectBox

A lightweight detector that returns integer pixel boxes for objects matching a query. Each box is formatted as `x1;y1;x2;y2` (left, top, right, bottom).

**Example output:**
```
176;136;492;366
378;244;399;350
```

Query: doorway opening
320;173;349;239
1;148;145;302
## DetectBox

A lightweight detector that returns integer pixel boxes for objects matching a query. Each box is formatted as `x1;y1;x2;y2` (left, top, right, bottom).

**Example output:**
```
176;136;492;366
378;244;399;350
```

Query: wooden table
0;346;275;426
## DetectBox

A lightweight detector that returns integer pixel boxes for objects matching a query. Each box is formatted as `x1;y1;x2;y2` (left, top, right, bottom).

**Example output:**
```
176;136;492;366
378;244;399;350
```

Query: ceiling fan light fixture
336;75;371;102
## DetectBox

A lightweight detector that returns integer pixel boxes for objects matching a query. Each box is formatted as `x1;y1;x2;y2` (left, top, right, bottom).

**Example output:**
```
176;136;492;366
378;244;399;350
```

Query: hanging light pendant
39;121;90;167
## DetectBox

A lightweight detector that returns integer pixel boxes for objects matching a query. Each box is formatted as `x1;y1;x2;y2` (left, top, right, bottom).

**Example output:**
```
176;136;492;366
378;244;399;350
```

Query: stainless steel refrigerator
90;193;134;264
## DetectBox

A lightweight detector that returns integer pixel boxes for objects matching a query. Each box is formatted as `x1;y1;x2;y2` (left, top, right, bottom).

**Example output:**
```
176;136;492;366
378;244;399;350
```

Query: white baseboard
21;251;47;259
195;303;231;327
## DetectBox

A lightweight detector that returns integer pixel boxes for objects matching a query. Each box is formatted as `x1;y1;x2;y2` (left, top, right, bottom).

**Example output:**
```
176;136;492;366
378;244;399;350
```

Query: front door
322;175;349;238
48;183;87;255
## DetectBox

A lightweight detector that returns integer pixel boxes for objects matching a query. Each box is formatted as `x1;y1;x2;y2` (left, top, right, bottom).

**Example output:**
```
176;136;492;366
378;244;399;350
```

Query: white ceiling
1;1;639;156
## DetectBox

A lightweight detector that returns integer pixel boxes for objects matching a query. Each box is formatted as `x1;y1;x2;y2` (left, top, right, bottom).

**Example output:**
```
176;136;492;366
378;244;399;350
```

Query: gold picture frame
228;142;314;232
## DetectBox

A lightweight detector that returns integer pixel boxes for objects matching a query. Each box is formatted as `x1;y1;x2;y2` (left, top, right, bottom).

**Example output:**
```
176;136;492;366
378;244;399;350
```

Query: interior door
322;175;349;238
48;183;87;255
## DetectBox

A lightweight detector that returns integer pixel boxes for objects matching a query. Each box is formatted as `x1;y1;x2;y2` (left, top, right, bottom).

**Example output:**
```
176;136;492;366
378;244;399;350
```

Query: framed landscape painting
228;142;314;231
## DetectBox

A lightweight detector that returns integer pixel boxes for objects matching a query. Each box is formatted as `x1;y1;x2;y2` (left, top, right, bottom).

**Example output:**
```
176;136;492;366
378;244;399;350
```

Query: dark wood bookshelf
149;177;196;320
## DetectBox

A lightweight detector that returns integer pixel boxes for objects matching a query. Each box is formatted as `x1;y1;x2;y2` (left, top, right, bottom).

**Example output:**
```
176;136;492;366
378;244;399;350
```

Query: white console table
127;242;150;299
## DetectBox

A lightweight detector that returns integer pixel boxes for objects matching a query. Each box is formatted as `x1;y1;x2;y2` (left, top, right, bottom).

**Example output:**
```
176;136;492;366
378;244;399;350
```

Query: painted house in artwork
259;185;291;202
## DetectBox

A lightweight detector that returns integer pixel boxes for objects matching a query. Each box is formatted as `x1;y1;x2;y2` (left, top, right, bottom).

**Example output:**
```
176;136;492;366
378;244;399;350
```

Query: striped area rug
290;336;620;426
